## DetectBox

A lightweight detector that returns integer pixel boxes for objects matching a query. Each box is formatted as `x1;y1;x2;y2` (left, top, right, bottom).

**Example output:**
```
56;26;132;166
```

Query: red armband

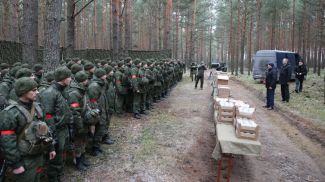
89;99;97;103
0;130;15;135
45;113;53;120
70;103;80;108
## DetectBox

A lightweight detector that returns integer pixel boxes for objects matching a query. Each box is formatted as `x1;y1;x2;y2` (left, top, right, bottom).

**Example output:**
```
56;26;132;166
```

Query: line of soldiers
0;57;185;182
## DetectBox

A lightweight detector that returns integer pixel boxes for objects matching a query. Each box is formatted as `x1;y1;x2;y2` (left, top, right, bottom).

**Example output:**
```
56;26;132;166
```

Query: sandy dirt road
63;72;324;182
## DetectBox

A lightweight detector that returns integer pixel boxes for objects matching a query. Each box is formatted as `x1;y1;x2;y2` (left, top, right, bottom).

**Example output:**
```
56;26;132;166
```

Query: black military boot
76;157;87;171
80;153;91;167
102;134;114;145
91;147;103;156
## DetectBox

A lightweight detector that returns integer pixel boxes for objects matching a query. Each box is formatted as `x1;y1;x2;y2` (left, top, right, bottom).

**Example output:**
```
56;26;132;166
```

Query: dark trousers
295;78;304;92
266;88;275;107
281;83;290;102
195;76;204;89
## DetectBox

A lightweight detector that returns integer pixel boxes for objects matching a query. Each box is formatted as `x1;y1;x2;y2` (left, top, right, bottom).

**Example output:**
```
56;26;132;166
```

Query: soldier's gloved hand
90;109;100;117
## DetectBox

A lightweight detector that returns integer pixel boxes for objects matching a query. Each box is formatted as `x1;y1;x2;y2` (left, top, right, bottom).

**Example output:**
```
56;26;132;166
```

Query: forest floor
62;71;324;182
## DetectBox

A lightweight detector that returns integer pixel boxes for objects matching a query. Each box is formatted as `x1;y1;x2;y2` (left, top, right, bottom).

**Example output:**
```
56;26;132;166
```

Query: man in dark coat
195;62;207;89
294;60;307;93
279;58;291;102
264;63;277;110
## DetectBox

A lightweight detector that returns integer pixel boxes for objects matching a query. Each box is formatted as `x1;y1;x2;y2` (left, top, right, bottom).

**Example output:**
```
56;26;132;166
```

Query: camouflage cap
133;58;141;65
84;62;95;71
44;71;55;82
9;66;21;77
94;68;106;78
118;61;124;67
15;77;38;97
75;71;88;83
66;61;75;70
15;68;33;79
104;65;113;74
12;62;22;67
54;67;72;82
33;64;43;73
0;63;9;70
21;63;31;69
71;64;83;74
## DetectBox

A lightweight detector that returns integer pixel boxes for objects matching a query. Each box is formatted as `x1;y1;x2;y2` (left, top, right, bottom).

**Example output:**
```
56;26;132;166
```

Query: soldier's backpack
4;102;53;155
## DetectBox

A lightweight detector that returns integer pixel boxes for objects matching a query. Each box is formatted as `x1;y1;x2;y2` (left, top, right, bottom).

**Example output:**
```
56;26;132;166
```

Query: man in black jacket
195;62;207;89
279;58;291;102
294;60;307;93
264;63;277;110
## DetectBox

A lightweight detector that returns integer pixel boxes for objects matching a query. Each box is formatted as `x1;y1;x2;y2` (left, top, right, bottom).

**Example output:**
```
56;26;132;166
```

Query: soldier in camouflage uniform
130;59;141;119
66;71;92;171
124;57;133;113
9;68;35;102
88;68;111;156
39;67;72;182
0;77;56;182
138;61;150;114
145;61;155;110
70;64;83;79
113;61;128;115
190;62;197;82
0;63;10;82
0;66;19;99
102;65;115;144
33;64;44;85
84;63;96;80
38;71;55;95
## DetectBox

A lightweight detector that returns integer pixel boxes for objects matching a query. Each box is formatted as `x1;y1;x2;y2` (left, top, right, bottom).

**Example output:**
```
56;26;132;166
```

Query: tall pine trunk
124;0;132;51
163;0;172;50
112;0;119;61
66;0;76;58
22;0;38;64
43;0;63;70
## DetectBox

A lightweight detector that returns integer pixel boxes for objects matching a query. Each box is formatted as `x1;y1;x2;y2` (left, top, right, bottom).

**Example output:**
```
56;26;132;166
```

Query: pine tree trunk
2;0;10;41
43;0;63;70
248;15;253;75
228;0;234;74
189;0;197;63
118;0;123;53
163;0;172;50
255;0;261;52
112;0;119;61
175;3;179;59
124;0;132;51
22;0;38;64
66;0;76;58
291;0;295;51
235;0;241;76
240;2;246;75
93;0;97;48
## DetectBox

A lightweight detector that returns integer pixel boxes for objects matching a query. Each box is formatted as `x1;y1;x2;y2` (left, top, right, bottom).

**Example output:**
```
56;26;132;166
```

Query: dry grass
233;71;325;125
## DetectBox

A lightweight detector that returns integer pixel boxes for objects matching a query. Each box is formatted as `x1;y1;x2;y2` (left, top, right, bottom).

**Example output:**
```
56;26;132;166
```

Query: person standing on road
294;60;307;93
264;63;277;110
279;58;291;102
195;62;207;90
